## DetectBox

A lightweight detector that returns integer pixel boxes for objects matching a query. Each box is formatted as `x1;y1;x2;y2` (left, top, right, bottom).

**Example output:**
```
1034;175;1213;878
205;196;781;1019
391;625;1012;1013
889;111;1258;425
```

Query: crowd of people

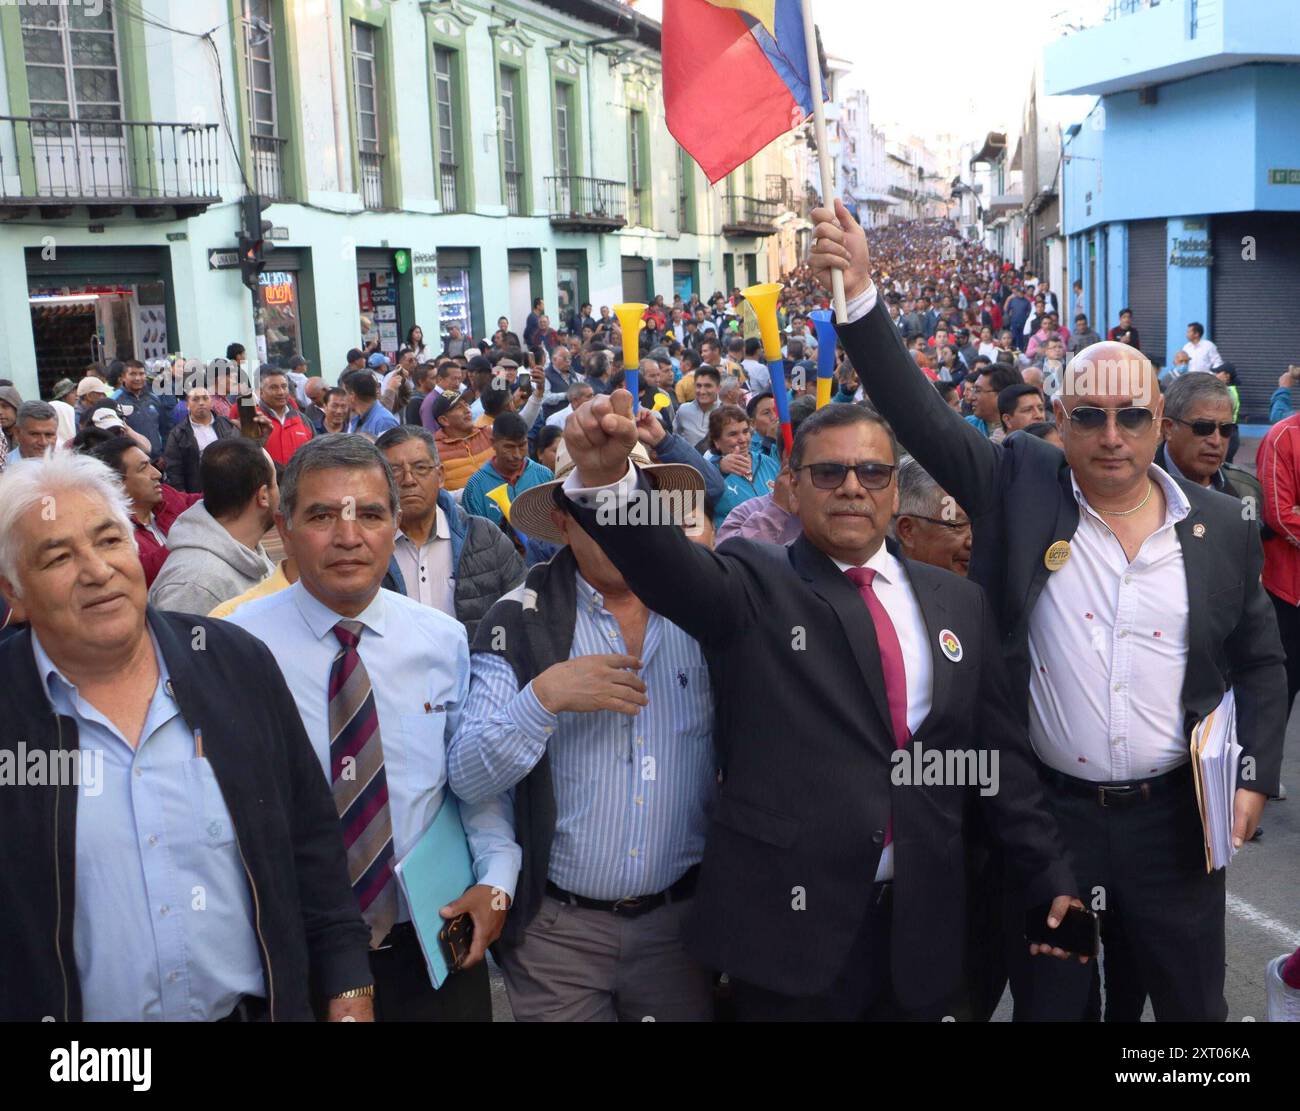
2;209;1299;1025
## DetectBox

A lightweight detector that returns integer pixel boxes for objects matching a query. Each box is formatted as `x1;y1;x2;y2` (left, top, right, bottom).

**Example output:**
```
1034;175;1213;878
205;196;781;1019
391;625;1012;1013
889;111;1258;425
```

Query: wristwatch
331;984;375;1000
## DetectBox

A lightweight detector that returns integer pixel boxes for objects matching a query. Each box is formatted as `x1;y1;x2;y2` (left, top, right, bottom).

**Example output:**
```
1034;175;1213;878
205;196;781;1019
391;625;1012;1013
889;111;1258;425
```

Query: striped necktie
328;619;398;949
844;566;910;846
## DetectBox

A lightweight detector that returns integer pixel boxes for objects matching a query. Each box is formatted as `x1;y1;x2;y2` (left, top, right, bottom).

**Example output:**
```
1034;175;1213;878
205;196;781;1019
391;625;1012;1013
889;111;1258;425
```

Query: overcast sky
630;0;1110;144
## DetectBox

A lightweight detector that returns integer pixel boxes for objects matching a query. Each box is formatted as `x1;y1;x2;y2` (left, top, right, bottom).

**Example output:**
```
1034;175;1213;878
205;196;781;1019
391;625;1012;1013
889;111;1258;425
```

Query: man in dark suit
559;391;1080;1021
809;199;1287;1021
160;383;238;493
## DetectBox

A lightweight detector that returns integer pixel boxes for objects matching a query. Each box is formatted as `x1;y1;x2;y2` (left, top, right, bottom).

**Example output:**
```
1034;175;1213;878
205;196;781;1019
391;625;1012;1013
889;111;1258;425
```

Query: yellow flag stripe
703;0;777;37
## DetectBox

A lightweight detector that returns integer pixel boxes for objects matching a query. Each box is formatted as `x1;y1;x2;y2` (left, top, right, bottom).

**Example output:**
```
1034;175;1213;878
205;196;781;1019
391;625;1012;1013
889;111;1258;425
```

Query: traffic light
238;193;275;292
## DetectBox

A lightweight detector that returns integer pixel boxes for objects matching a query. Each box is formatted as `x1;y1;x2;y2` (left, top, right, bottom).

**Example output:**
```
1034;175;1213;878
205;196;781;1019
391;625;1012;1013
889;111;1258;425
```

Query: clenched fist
809;199;873;303
564;388;639;487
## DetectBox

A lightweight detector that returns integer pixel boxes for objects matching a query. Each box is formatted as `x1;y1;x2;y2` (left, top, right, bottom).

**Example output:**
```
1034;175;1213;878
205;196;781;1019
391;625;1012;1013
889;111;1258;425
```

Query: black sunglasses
1067;405;1155;434
1173;417;1237;439
796;461;897;491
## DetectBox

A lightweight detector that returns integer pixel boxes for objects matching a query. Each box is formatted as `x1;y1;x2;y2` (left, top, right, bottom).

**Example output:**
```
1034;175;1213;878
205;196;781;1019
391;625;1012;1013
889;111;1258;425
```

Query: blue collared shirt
349;401;400;438
448;573;716;900
227;583;520;903
32;631;264;1021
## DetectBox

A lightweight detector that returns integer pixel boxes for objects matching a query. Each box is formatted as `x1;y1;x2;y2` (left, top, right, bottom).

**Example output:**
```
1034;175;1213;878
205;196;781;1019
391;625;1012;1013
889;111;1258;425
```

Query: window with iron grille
677;146;692;234
629;108;646;226
555;81;574;176
21;0;123;135
499;65;523;215
243;0;277;137
434;46;458;210
351;22;380;154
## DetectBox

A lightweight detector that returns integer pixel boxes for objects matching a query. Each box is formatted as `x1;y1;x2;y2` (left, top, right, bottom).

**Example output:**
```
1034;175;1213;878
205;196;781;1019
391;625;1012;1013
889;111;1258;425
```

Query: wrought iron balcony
359;149;385;210
0;116;220;217
504;170;525;216
546;175;627;232
251;134;288;202
722;193;779;237
439;161;458;212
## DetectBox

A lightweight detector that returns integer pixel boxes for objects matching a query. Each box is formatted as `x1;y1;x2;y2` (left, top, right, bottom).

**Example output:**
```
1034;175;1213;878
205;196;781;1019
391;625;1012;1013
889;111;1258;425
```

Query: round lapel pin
1192;523;1206;538
1044;539;1071;571
939;628;963;663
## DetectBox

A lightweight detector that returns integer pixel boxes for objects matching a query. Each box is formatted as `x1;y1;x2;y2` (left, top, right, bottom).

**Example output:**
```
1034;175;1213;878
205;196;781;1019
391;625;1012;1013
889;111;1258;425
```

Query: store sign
1268;169;1300;185
259;271;295;304
412;250;437;276
394;249;410;275
1169;237;1213;268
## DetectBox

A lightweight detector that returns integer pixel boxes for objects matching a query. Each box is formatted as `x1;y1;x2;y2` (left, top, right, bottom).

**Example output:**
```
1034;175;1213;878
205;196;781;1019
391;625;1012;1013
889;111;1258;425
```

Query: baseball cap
50;378;77;401
90;406;127;432
77;376;108;399
368;353;390;369
430;391;467;423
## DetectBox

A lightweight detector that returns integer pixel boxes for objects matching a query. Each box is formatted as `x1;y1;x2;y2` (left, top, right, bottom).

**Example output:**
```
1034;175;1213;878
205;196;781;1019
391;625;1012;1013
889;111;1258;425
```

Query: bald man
811;200;1286;1023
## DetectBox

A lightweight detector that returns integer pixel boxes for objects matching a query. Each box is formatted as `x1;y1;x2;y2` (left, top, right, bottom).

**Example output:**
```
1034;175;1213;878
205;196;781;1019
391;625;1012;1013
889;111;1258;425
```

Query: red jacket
1258;414;1300;605
135;485;203;585
260;402;314;466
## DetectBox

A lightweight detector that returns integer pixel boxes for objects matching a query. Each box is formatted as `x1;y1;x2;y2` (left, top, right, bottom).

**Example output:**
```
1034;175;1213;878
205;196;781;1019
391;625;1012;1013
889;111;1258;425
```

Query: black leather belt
546;865;699;918
1042;760;1192;809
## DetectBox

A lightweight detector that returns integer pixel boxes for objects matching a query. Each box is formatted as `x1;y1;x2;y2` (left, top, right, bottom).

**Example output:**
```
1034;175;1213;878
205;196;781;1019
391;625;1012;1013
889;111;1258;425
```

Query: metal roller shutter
1212;213;1300;422
1126;219;1167;370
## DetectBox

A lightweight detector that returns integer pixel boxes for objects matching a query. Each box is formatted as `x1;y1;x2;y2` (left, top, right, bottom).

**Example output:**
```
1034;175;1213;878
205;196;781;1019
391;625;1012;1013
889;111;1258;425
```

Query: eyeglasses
388;462;438;479
907;515;972;534
1067;405;1155;434
1172;417;1237;439
795;461;896;491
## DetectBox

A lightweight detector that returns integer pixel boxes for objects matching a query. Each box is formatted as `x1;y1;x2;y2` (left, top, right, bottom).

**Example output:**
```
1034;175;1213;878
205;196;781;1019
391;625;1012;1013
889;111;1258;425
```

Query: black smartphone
1024;903;1099;957
438;912;474;973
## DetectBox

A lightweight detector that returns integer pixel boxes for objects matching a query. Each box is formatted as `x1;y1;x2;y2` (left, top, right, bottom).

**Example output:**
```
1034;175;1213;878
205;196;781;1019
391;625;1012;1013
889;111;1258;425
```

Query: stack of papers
1190;690;1242;873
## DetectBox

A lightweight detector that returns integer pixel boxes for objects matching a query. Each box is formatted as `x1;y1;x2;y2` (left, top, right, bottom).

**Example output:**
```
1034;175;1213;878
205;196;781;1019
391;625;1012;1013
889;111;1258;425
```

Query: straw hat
510;439;705;545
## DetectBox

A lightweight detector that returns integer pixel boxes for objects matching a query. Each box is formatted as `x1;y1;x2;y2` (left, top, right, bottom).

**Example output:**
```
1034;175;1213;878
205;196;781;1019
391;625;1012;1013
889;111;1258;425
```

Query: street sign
269;226;290;241
209;248;241;271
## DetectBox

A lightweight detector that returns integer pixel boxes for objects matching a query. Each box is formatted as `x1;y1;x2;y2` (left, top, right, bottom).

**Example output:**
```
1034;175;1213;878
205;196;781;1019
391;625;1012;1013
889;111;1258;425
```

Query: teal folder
393;794;475;989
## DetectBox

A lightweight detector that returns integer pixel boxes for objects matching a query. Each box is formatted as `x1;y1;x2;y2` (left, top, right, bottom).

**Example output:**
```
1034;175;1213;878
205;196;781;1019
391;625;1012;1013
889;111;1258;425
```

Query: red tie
845;566;910;845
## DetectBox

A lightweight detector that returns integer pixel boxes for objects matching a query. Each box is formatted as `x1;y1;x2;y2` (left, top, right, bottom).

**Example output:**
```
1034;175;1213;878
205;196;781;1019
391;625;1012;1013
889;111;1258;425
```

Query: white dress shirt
563;462;932;882
226;582;520;904
191;419;218;453
392;506;455;618
1182;338;1224;373
1027;466;1191;782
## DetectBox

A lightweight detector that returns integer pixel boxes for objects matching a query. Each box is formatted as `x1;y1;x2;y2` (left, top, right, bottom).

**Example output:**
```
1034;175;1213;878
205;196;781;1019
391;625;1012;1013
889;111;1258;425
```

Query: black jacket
0;611;372;1021
161;414;239;492
564;482;1074;1011
837;298;1288;795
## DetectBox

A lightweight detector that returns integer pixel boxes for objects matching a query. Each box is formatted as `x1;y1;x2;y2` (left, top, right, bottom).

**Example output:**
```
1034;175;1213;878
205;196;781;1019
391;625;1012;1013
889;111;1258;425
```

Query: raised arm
809;200;1003;519
562;389;759;649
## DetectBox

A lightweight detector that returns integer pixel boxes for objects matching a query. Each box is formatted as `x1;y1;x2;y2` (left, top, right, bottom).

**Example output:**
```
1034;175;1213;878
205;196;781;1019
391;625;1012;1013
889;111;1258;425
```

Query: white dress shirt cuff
845;282;877;324
561;460;637;505
474;854;520;902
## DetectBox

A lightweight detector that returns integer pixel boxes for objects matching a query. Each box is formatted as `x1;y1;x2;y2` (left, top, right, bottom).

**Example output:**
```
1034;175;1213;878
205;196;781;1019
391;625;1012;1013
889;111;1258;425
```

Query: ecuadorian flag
663;0;824;184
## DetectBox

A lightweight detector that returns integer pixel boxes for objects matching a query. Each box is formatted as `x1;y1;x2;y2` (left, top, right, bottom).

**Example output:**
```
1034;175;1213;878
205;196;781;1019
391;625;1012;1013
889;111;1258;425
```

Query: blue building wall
1062;65;1300;238
1165;217;1212;369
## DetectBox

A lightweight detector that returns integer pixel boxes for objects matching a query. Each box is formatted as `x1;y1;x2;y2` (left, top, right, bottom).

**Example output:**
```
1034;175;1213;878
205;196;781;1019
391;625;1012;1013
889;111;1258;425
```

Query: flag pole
801;0;848;323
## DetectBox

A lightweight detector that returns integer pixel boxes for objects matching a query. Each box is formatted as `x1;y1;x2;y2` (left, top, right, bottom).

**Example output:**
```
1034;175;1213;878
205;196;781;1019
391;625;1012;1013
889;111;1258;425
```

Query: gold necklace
1096;480;1154;518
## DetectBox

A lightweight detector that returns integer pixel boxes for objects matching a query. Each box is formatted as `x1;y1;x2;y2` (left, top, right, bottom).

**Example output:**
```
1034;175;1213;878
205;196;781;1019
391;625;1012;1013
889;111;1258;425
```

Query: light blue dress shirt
448;573;716;901
227;583;520;904
32;631;264;1022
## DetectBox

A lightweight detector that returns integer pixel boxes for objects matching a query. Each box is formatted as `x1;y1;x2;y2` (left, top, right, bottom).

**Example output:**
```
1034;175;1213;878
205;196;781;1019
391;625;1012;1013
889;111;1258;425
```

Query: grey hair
567;381;593;403
896;457;947;519
17;400;57;426
0;451;134;594
1164;371;1231;422
719;375;741;399
278;433;400;528
374;423;441;465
